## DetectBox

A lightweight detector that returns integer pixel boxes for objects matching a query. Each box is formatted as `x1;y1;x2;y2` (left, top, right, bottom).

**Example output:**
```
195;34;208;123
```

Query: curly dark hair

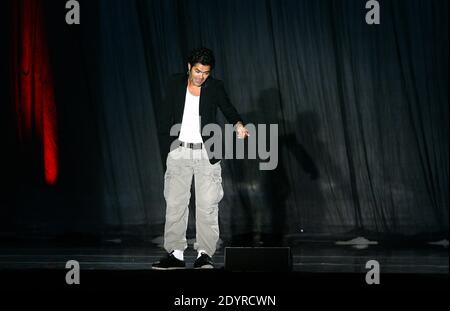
187;47;215;70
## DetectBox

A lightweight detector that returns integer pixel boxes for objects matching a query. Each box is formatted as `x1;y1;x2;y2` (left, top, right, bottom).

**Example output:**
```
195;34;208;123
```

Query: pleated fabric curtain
4;0;447;242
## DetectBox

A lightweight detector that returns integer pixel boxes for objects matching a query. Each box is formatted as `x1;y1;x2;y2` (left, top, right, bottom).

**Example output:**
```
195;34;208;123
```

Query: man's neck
188;80;201;89
188;80;201;96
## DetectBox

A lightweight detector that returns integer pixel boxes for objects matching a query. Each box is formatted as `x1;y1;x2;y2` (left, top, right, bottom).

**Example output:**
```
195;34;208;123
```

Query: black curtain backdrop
2;0;448;245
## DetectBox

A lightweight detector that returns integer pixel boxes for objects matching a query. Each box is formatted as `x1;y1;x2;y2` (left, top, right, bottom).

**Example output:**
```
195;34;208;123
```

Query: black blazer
156;73;244;170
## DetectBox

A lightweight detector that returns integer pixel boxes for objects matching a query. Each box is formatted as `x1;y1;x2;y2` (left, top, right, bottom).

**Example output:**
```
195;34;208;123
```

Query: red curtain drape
12;0;58;185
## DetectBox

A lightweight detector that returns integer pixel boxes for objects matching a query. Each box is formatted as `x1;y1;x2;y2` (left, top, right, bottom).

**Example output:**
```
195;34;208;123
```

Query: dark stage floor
0;238;447;295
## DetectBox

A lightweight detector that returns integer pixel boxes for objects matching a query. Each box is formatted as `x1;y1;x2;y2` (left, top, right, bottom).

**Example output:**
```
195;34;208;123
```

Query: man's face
188;63;211;87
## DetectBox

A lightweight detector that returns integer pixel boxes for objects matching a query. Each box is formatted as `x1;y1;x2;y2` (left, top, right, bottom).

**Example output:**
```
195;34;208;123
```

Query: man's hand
235;122;250;139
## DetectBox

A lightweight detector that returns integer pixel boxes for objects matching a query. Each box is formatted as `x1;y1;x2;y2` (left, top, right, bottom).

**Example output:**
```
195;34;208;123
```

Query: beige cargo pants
163;146;224;256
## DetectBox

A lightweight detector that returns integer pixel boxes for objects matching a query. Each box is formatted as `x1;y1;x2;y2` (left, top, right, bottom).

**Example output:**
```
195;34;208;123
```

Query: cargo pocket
211;170;224;204
163;169;173;200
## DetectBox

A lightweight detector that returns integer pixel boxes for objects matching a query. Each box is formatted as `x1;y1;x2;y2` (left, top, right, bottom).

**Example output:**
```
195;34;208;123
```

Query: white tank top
178;88;203;143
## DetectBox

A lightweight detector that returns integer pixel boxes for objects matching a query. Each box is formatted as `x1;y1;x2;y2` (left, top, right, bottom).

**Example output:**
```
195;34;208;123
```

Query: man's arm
216;81;249;138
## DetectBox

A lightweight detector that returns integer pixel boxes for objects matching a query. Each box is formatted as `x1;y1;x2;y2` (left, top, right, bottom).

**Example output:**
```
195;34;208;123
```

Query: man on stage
152;47;249;269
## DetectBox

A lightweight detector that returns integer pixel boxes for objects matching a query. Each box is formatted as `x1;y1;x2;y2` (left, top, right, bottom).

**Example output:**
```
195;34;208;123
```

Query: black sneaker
194;253;214;269
152;252;186;270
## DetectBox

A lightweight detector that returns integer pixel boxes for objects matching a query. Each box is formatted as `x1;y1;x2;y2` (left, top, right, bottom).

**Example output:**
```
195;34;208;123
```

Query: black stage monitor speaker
224;247;293;272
